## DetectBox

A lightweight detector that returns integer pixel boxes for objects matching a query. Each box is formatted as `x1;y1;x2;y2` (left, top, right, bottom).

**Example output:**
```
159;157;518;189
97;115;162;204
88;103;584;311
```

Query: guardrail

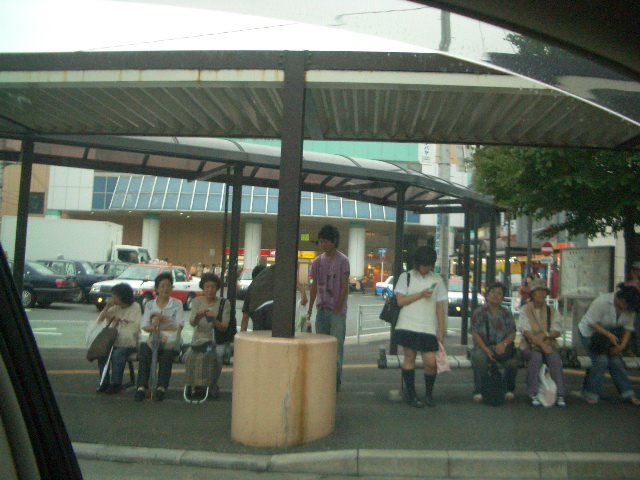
356;304;390;344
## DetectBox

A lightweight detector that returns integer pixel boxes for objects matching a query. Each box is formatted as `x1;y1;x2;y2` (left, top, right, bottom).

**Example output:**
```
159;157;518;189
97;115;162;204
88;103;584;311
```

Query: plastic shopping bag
436;341;450;374
536;364;557;407
85;319;104;347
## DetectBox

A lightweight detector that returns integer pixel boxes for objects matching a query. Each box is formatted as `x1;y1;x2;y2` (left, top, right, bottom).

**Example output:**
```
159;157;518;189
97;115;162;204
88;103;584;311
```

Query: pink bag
436;341;450;374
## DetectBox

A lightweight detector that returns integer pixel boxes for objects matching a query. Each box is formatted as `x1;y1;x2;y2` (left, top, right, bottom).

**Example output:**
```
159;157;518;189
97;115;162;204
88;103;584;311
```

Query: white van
110;245;151;264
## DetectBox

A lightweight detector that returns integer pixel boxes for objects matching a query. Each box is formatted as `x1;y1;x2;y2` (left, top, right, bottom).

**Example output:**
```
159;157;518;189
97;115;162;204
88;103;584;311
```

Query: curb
73;443;640;478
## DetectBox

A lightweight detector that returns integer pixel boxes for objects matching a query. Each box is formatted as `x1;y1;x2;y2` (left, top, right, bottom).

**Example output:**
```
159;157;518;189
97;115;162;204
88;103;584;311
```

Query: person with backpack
519;278;567;407
470;282;518;404
394;247;447;408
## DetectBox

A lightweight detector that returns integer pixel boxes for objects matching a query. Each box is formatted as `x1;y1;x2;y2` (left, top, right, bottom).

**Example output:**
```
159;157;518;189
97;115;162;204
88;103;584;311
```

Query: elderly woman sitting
519;278;567;407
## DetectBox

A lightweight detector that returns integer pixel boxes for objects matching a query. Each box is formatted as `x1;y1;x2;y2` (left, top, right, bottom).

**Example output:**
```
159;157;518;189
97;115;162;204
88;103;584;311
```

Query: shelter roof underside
0;135;491;214
0;51;637;150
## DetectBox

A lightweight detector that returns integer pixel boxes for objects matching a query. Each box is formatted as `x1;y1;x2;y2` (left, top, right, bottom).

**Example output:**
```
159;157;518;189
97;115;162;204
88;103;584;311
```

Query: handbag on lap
86;321;117;361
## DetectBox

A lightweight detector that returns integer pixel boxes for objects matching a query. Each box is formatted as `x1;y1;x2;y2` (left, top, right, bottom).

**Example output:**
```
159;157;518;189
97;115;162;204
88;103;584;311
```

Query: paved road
25;293;479;351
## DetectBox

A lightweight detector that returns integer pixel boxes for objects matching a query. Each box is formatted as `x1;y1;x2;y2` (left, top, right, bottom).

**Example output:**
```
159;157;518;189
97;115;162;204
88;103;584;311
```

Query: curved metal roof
0;134;492;212
0;50;637;149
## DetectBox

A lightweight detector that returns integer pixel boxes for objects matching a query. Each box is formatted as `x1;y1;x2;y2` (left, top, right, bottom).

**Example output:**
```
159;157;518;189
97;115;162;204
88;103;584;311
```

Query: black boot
424;374;436;407
402;369;424;408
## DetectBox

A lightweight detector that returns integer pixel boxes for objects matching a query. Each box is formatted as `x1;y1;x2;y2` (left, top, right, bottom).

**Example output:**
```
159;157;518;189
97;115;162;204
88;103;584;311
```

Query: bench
376;348;640;370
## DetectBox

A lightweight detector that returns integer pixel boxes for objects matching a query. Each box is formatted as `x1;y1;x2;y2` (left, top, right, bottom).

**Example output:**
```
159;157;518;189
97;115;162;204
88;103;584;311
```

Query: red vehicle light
55;278;71;288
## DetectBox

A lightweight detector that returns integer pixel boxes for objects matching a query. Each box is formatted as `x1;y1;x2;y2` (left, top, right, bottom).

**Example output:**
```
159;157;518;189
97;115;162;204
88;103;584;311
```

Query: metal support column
12;138;34;293
390;186;406;355
487;208;497;286
227;165;243;322
460;203;471;345
505;211;512;293
219;168;231;297
272;51;306;338
472;210;480;311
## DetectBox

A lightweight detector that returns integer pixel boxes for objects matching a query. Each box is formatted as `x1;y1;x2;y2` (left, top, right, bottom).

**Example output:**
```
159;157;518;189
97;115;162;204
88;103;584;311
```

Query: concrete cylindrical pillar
243;218;262;270
348;222;366;278
231;331;337;448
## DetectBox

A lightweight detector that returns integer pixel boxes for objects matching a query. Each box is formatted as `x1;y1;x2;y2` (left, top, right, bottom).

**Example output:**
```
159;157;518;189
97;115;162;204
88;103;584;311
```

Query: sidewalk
44;337;640;479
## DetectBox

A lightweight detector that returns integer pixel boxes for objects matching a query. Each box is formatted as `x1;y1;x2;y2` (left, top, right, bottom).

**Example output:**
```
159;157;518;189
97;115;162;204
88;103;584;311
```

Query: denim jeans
97;346;137;385
522;348;567;397
580;332;635;401
471;347;518;394
315;308;346;385
137;342;178;390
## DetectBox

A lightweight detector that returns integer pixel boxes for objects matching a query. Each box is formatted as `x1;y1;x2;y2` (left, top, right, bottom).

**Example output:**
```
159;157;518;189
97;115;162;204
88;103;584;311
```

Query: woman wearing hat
519;278;567;407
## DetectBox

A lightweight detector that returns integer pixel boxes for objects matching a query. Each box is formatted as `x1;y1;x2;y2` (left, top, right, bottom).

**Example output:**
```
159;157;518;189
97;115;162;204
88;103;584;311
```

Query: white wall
47;166;94;211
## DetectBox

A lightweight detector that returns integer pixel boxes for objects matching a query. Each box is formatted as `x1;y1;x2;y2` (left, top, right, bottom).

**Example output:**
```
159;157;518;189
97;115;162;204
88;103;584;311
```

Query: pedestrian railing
356;304;390;344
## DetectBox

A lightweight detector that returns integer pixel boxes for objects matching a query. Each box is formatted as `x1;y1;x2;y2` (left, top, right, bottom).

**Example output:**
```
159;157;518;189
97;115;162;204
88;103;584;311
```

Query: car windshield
81;261;95;274
26;261;57;275
117;265;161;280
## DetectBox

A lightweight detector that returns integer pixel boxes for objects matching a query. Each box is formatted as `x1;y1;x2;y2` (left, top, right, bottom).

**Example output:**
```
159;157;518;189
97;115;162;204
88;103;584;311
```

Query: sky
0;0;513;57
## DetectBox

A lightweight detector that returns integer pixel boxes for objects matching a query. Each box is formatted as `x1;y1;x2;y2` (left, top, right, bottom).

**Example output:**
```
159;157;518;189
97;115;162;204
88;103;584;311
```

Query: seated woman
578;283;640;405
134;272;183;402
185;273;230;402
94;283;141;394
470;282;518;403
519;278;567;407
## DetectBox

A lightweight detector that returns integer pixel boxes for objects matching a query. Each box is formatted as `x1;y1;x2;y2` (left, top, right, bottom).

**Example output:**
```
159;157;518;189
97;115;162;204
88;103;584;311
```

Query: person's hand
300;297;308;306
495;342;507;356
151;313;161;328
304;313;312;332
610;345;624;356
485;347;496;362
421;289;434;298
196;309;208;320
609;333;620;346
541;343;554;355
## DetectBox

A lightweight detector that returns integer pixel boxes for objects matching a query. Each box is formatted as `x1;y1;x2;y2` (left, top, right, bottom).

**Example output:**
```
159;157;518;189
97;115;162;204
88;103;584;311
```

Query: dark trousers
137;342;177;390
471;347;518;394
98;346;137;385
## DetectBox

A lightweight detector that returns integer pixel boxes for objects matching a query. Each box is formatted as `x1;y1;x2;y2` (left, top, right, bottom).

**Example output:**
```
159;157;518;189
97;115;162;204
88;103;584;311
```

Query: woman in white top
519;278;567;407
94;282;141;394
134;272;183;402
394;247;447;408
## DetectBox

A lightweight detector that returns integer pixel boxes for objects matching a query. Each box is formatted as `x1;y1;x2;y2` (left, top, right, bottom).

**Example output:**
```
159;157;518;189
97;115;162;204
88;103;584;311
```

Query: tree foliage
471;147;640;264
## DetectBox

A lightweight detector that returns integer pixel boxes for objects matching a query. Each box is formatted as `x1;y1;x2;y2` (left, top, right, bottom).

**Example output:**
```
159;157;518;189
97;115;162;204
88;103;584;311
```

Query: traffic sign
541;242;553;257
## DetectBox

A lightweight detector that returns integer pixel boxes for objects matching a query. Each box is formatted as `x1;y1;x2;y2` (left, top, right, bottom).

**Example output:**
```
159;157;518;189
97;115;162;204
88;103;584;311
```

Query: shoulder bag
86;320;117;362
379;273;410;326
481;363;506;406
213;298;235;345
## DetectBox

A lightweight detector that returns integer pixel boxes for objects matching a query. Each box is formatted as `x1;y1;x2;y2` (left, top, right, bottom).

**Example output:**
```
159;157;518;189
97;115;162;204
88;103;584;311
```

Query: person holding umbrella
94;282;141;394
135;272;183;402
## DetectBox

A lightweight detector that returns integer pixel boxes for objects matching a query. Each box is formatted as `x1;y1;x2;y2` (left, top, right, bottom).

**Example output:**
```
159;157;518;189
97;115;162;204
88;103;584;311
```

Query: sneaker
624;396;640;406
154;387;165;402
473;393;483;403
505;392;515;401
556;396;567;407
530;396;542;407
134;387;146;402
581;391;598;405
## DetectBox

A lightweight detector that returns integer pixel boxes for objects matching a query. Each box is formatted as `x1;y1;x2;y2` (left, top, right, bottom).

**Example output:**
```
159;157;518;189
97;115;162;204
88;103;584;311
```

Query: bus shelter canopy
0;50;637;150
